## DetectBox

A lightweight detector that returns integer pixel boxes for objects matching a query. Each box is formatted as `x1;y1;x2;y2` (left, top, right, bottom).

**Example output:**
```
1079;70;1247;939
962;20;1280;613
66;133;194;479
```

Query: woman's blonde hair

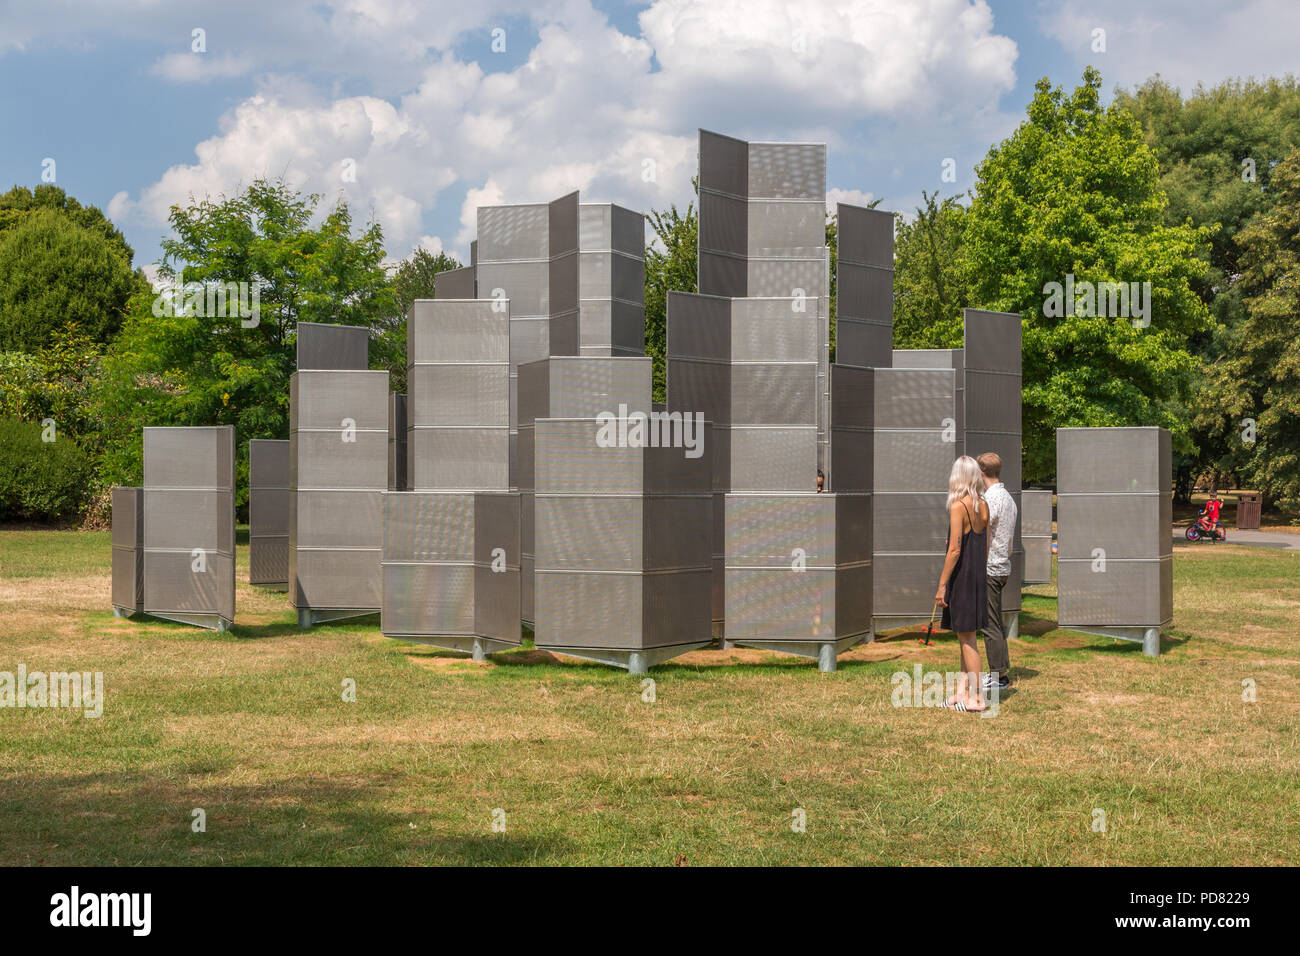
946;455;986;511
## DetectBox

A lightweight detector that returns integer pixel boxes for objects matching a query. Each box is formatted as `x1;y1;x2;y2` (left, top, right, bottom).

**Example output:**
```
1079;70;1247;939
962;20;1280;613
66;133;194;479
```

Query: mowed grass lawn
0;528;1297;866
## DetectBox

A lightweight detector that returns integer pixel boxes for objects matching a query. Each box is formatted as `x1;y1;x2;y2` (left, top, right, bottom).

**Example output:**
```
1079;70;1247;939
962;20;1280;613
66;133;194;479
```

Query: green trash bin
1237;492;1261;530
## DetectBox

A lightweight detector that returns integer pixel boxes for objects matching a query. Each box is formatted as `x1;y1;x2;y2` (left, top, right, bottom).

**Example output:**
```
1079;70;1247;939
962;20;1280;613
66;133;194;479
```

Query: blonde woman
935;456;990;711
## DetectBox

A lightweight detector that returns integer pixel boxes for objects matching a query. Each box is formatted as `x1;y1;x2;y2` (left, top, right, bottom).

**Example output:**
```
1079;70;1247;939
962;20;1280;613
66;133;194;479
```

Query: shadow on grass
0;770;573;866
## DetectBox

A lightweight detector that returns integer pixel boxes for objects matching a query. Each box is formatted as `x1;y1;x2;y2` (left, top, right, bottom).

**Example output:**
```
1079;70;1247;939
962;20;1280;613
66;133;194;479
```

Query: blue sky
2;0;1295;274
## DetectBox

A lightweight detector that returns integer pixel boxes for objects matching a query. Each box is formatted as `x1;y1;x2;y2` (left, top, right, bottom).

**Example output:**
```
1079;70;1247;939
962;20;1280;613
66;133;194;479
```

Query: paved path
1173;528;1300;551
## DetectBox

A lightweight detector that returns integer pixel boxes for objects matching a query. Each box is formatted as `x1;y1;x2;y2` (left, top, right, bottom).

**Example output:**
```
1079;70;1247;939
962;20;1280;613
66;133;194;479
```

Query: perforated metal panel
963;309;1022;611
435;264;476;299
723;491;871;643
829;364;873;493
380;490;521;643
289;364;388;613
532;416;713;651
1021;489;1053;584
893;350;964;456
835;203;894;369
388;394;407;492
1056;427;1172;629
296;322;368;371
249;439;290;587
142;426;235;624
406;299;512;492
111;486;144;613
579;203;646;357
872;368;957;620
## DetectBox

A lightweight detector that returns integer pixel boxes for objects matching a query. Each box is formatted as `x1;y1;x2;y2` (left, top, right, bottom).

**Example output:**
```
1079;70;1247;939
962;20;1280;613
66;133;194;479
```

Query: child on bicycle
1198;492;1223;536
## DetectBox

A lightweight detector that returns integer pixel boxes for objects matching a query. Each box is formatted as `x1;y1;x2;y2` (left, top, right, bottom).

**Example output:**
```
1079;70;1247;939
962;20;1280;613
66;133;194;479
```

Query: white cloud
150;51;255;83
89;0;1024;260
827;188;875;214
1037;0;1300;93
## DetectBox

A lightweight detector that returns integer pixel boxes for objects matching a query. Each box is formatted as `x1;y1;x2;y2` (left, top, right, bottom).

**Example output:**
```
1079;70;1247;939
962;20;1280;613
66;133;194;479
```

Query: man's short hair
977;452;1002;479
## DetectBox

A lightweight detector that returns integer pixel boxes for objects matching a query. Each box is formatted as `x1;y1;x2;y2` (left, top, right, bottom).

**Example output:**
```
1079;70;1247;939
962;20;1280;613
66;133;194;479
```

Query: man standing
977;452;1017;691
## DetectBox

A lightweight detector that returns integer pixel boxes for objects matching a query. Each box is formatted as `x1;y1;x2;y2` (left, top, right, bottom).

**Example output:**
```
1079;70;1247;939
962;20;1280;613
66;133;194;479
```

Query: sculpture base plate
384;634;520;662
730;634;870;672
538;642;711;675
1058;623;1164;656
296;608;379;628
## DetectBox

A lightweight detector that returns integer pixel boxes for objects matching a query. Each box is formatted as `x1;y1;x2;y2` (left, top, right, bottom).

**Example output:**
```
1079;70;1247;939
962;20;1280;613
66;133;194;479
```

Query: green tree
1197;147;1300;505
0;184;136;264
0;208;144;351
962;67;1213;483
892;191;971;348
644;200;697;404
1118;75;1300;498
97;179;393;511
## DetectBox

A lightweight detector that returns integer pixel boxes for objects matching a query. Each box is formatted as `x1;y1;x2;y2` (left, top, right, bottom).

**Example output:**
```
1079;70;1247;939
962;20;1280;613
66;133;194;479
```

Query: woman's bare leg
958;632;986;710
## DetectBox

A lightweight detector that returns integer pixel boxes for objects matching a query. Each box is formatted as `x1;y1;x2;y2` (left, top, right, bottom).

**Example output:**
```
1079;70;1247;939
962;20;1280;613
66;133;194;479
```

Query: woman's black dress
941;498;989;633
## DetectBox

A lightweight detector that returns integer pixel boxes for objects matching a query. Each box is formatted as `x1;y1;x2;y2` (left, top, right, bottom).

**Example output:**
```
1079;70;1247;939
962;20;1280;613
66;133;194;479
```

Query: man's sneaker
982;672;1009;691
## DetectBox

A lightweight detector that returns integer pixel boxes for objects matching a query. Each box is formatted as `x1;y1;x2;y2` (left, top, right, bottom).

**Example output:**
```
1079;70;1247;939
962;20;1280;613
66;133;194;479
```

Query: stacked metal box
142;425;236;630
248;438;289;589
836;203;895;370
893;349;964;458
110;485;144;617
518;355;654;625
1056;427;1172;655
388;393;407;491
666;293;826;628
963;309;1023;614
475;193;581;488
697;130;831;471
1022;489;1054;584
578;203;646;356
289;323;388;626
721;359;873;668
381;299;520;655
871;366;958;630
530;407;713;674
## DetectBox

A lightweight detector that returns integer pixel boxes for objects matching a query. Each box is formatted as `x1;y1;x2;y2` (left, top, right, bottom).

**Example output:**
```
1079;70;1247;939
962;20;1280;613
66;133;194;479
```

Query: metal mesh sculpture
519;355;654;625
1021;489;1054;584
871;366;958;630
110;485;144;617
289;323;388;626
248;438;289;589
142;426;236;630
677;131;874;668
388;393;407;492
475;194;583;489
963;309;1024;621
579;203;646;356
381;299;520;657
837;204;896;371
893;349;964;458
531;409;713;674
1056;426;1172;655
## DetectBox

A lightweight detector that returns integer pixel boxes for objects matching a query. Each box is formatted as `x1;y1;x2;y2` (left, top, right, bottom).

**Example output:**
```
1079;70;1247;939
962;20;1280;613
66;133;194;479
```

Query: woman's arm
935;502;964;605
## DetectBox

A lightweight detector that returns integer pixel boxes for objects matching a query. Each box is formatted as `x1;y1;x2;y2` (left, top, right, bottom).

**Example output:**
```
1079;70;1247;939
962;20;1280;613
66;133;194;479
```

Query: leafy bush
0;417;93;523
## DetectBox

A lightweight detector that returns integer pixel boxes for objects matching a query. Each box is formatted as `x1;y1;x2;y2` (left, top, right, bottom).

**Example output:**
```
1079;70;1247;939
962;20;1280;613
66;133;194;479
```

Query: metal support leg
818;643;837;673
1003;611;1019;642
297;609;313;629
471;638;487;663
628;652;647;676
1142;627;1161;657
113;606;128;619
